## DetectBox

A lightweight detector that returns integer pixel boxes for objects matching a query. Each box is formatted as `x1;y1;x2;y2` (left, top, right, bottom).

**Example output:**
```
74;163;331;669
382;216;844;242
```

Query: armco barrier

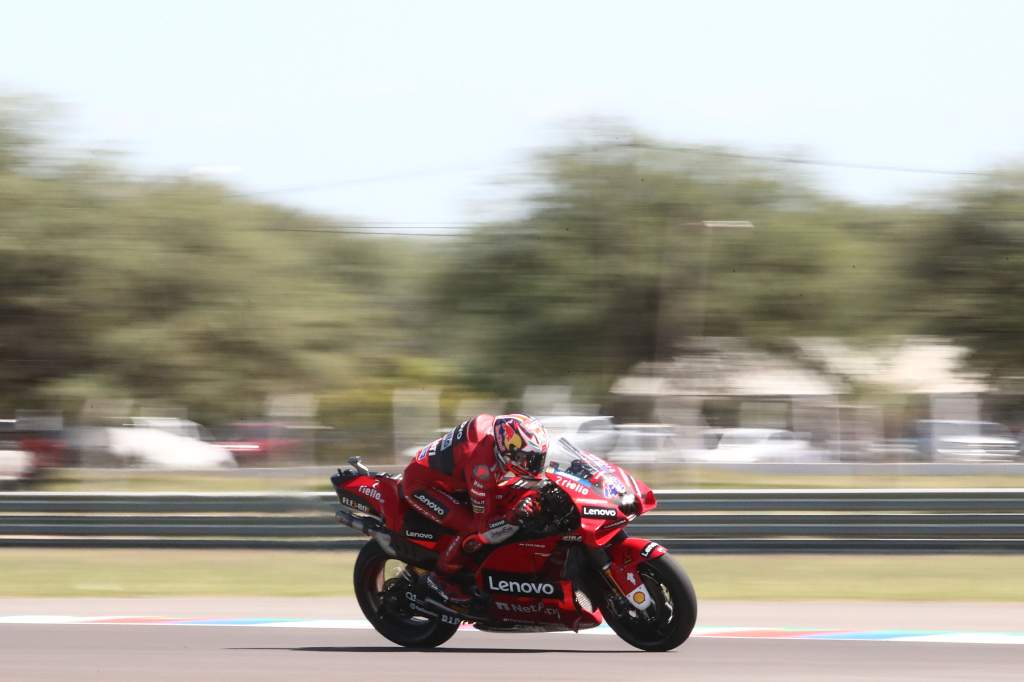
1;489;1022;553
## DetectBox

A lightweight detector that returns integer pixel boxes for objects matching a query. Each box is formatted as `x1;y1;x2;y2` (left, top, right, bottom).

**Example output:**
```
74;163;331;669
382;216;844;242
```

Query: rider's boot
425;534;474;609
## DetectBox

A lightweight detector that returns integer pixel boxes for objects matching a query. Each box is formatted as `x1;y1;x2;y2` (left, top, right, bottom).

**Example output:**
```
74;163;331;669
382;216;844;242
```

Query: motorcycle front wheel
598;555;697;651
353;541;460;648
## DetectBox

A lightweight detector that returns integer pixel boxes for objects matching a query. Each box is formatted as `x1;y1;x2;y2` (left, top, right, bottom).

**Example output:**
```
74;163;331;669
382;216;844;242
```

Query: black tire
353;541;459;648
599;555;697;652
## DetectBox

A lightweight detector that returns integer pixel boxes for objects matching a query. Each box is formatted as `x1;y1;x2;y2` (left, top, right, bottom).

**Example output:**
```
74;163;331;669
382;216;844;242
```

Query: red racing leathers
403;414;524;575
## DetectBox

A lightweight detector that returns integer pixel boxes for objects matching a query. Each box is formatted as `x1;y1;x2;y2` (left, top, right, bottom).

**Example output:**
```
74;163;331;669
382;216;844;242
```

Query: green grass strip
1;549;1020;601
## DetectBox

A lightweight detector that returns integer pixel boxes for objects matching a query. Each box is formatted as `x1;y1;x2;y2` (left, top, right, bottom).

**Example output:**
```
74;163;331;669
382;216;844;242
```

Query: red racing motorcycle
331;440;697;651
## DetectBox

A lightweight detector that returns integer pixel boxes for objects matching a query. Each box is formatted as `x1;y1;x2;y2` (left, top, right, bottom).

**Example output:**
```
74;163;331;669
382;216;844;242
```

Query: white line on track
1;617;1022;645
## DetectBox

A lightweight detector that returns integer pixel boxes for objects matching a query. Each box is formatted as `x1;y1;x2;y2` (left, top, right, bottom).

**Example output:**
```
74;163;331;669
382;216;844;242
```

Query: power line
225;144;986;212
235;160;518;198
623;141;985;177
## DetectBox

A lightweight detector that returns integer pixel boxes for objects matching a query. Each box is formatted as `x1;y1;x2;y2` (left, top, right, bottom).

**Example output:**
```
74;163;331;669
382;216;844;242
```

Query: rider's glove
514;493;541;520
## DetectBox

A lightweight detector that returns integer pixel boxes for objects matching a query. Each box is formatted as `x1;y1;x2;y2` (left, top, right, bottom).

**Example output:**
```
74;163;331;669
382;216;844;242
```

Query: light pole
692;220;754;341
652;219;754;363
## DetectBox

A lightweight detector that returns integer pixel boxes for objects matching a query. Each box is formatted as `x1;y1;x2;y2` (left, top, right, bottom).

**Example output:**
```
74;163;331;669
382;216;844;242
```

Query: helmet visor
513;449;547;477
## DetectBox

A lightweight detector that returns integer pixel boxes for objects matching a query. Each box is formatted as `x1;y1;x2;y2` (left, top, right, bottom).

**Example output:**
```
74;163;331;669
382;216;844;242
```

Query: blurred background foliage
3;97;1024;453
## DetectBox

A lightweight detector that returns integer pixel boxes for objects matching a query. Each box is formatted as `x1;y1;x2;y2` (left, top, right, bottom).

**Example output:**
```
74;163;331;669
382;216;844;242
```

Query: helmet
493;414;550;478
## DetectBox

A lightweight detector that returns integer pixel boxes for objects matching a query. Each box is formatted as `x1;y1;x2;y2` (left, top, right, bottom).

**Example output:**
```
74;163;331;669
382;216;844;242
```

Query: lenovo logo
581;505;617;518
640;541;660;558
404;529;436;540
412;492;447;518
485;572;562;598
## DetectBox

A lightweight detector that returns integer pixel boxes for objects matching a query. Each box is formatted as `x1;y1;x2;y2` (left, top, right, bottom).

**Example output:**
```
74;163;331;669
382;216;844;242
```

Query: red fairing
601;537;668;596
335;474;405;532
608;537;668;565
546;459;657;546
478;539;602;631
604;462;657;514
634;478;657;513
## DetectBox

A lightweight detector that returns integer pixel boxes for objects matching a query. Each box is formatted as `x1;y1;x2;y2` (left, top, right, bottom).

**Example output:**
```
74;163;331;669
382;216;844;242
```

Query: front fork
587;538;666;612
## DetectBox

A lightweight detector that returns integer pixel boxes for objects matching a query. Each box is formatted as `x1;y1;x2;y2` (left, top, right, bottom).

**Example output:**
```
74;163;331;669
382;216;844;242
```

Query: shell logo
632;591;647;605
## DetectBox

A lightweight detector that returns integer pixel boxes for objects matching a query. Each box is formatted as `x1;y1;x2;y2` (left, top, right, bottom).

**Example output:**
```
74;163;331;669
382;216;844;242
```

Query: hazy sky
2;0;1023;226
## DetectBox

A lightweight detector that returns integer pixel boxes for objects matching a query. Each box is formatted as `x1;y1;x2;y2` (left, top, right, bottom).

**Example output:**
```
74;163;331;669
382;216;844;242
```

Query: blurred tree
5;97;1022;449
0;99;429;427
433;132;910;401
708;201;919;343
909;168;1024;383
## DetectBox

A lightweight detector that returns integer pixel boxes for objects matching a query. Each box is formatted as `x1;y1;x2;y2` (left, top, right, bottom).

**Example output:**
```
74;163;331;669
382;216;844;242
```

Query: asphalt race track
2;623;1022;681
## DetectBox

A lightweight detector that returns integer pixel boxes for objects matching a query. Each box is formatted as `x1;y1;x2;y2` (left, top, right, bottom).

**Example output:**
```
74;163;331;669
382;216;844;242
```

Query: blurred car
69;419;236;470
1;414;72;470
688;428;819;463
129;416;211;440
0;447;33;485
605;423;680;463
104;427;236;469
915;420;1021;462
536;415;618;455
1;420;35;484
212;422;304;464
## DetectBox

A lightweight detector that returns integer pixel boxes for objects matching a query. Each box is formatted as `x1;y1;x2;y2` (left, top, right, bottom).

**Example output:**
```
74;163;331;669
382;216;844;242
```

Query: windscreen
548;437;629;499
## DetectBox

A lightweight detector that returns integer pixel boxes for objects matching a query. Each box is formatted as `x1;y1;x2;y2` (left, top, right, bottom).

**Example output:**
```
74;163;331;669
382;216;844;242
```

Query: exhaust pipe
335;508;397;556
335;508;379;534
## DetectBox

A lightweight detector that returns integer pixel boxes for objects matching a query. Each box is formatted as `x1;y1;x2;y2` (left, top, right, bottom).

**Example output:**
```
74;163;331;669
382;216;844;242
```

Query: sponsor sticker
553;474;591;496
581;505;618;519
472;463;491;481
625;584;653;610
358;485;383;502
481;521;517;544
494;601;558;617
337;493;371;513
484;572;564;599
412;492;448;518
640;541;661;558
403;529;436;541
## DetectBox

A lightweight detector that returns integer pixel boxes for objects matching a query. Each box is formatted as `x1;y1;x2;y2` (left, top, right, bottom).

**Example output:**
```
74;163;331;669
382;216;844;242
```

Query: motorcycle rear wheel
599;555;697;651
353;541;460;648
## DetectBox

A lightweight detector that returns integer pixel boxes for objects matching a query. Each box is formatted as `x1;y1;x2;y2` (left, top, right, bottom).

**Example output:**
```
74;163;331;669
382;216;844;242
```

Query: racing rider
402;413;550;608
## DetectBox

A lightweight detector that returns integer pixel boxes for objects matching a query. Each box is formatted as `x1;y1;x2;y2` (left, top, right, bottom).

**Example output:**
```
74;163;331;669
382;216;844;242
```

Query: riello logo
554;476;591;495
486;573;559;597
358;485;383;502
